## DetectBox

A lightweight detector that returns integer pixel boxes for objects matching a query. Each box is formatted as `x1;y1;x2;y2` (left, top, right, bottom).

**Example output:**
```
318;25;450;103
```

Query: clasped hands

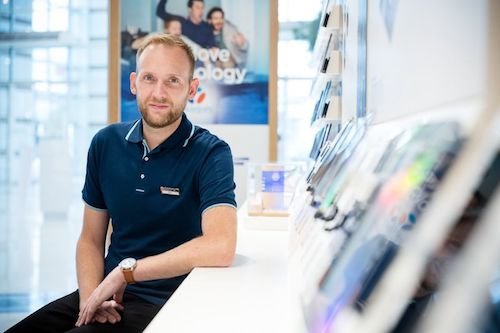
75;268;127;327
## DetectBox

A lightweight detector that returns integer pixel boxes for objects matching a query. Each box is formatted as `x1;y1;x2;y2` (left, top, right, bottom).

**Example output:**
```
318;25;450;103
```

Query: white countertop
144;208;306;333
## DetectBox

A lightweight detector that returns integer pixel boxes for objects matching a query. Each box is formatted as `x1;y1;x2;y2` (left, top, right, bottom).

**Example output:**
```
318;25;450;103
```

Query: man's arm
223;21;249;66
76;205;237;326
136;204;237;278
76;205;109;307
156;0;183;22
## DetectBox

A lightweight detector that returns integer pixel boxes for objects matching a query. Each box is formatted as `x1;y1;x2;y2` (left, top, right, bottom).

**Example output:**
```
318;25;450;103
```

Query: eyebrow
140;71;184;78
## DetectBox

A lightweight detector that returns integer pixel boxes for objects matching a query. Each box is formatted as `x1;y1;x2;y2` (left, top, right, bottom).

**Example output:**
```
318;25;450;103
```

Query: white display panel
367;0;488;124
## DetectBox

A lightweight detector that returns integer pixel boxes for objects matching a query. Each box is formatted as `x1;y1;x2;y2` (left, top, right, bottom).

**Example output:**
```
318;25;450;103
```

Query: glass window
0;2;109;325
88;97;107;123
279;0;321;22
88;67;107;95
12;50;33;82
89;11;108;38
11;86;34;119
278;0;322;161
0;122;7;150
89;40;108;67
0;87;7;117
0;51;11;82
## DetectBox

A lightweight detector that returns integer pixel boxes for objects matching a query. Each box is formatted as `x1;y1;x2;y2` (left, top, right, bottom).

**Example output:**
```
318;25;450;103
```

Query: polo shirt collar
124;113;195;150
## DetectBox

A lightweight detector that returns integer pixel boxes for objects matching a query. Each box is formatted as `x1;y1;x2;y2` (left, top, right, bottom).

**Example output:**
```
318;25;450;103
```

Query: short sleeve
198;141;237;214
82;132;107;210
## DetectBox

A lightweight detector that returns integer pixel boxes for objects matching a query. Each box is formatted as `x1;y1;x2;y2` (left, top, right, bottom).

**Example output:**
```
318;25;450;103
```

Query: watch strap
122;269;136;284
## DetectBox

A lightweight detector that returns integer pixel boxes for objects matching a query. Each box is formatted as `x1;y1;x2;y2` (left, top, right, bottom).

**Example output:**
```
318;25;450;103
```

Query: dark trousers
5;290;162;333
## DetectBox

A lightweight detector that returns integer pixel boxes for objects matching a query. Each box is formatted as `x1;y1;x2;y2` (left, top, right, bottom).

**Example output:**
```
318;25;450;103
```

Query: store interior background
0;0;321;330
1;0;499;332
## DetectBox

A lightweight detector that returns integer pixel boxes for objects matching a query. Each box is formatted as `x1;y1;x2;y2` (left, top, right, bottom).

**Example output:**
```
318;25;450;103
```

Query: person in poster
156;0;215;48
206;6;249;69
121;0;270;126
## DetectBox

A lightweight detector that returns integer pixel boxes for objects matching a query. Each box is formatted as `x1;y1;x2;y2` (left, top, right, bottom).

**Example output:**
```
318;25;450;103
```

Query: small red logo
190;87;206;104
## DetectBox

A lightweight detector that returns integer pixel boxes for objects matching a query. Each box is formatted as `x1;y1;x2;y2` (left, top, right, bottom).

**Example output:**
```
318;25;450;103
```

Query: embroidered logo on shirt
160;186;180;196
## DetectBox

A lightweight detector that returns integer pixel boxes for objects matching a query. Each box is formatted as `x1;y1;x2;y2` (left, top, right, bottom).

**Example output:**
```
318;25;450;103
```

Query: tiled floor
0;168;84;331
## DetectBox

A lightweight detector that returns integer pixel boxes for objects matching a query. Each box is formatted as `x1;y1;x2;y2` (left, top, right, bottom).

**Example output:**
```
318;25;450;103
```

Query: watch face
120;258;137;270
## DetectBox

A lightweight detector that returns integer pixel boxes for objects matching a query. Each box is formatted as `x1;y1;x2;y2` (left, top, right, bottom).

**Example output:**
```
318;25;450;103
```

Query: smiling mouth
149;103;170;110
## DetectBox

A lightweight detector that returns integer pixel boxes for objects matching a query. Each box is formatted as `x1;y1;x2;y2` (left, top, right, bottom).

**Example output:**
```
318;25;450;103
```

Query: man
207;6;249;68
7;34;237;333
156;0;215;48
164;18;182;37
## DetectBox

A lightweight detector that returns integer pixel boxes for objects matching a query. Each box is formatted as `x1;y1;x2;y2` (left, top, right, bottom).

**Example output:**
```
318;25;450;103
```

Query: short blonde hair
135;33;195;78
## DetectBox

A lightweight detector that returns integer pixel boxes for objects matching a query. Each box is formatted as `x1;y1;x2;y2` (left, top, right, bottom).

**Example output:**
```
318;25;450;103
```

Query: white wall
367;0;489;123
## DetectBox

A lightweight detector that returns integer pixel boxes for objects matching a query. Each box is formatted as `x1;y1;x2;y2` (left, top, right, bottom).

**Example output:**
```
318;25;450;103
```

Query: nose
152;81;168;101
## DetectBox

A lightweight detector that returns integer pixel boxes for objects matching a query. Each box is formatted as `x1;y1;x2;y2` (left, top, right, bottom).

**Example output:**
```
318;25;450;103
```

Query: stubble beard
139;98;187;129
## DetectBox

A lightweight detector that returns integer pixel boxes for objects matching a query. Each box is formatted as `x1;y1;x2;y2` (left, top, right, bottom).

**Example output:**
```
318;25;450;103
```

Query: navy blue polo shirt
82;113;236;305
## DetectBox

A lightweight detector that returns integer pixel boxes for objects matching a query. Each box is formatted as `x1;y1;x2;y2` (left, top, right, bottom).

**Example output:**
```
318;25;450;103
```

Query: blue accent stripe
125;120;141;141
201;203;237;216
182;125;196;147
83;200;107;212
142;140;150;159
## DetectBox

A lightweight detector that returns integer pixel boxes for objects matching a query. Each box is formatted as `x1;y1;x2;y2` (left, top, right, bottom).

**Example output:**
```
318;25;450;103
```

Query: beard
138;96;187;129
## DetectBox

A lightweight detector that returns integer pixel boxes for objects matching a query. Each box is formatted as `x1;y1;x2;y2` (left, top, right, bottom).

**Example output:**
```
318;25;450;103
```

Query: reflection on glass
0;1;108;330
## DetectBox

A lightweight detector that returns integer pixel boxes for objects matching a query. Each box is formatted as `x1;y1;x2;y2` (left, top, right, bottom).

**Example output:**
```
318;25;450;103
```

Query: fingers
75;307;85;326
76;305;93;327
76;295;100;327
101;301;123;323
84;304;97;325
75;301;124;327
94;311;107;324
96;308;118;324
75;272;128;327
110;300;124;311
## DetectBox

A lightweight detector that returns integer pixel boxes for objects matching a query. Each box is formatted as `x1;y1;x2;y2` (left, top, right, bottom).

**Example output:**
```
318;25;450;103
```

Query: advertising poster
120;0;270;126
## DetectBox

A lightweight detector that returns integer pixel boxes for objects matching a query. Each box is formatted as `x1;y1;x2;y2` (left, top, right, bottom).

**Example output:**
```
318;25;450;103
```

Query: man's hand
232;32;247;49
76;268;127;327
92;300;124;324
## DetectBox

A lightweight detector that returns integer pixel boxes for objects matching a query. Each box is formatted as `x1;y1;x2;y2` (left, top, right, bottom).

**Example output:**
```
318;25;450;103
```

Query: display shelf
348;107;500;333
311;28;343;70
419;183;500;333
289;3;499;329
322;4;343;29
310;72;341;101
291;104;500;332
311;115;340;129
313;2;343;65
320;50;342;75
310;79;341;126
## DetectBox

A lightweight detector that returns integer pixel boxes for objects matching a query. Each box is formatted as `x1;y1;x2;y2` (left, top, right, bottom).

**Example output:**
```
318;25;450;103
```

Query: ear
130;72;137;95
188;78;199;99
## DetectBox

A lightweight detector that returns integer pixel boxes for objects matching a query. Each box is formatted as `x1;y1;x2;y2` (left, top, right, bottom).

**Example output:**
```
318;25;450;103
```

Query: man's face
130;44;198;129
208;11;224;32
189;1;204;24
165;21;182;37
